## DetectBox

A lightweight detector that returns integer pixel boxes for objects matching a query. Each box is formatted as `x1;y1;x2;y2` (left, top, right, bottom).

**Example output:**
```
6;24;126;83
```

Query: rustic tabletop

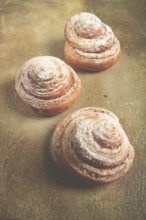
0;0;146;219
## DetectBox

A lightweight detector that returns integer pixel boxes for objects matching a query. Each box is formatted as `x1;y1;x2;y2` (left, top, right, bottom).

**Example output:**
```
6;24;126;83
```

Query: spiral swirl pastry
64;12;121;71
15;56;81;116
51;107;135;183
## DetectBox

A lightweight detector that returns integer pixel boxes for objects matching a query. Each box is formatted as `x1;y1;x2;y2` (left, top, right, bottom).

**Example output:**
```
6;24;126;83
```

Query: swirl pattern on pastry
64;12;121;71
15;56;81;116
50;107;135;183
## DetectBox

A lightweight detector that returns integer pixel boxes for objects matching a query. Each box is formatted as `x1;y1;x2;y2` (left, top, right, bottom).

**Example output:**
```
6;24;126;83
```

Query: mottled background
0;0;146;219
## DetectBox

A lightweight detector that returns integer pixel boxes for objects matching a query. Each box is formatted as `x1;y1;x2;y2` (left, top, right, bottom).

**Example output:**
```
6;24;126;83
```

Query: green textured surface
0;0;146;219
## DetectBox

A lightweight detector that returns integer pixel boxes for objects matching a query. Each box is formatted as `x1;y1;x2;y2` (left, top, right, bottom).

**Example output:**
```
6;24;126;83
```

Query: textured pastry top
65;12;120;61
51;107;135;183
15;56;81;115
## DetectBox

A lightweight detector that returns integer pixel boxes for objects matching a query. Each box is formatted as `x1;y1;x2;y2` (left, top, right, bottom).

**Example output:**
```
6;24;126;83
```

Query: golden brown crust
64;12;121;71
50;107;135;183
15;56;81;116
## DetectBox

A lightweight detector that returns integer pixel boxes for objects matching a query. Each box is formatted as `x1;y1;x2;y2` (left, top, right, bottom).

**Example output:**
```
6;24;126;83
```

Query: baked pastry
15;56;81;116
50;107;135;183
64;12;121;71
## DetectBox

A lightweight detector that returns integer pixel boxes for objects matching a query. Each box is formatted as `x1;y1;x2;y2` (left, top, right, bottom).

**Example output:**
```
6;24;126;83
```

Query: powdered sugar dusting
51;107;135;183
64;12;121;70
15;56;81;114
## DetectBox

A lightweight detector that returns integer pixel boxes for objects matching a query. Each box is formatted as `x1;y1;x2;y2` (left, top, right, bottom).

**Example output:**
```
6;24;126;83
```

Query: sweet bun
15;56;81;116
50;107;135;183
64;12;121;71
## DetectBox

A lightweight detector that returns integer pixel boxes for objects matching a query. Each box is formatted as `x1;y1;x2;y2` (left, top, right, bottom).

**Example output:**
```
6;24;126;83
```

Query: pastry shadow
47;38;65;61
44;135;106;189
1;79;42;118
73;67;102;75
